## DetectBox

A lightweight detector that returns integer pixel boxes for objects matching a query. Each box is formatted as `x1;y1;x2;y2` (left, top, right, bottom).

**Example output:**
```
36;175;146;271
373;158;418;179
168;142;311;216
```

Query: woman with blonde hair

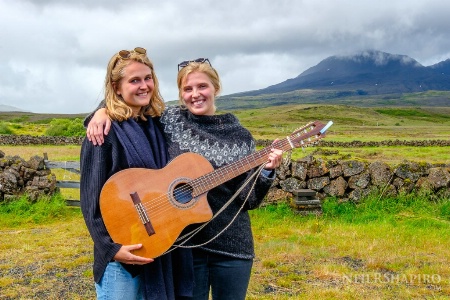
162;58;281;300
80;47;193;300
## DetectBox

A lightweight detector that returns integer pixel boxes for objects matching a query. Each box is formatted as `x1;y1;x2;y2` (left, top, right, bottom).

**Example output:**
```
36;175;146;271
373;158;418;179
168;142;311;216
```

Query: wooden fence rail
43;153;81;207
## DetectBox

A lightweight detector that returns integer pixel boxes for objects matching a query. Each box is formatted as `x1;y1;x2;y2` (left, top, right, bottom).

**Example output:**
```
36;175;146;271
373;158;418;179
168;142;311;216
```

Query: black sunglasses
118;47;147;59
177;58;211;71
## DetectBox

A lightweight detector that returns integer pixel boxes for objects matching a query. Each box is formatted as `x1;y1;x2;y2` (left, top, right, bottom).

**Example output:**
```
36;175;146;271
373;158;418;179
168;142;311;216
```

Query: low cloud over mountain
233;50;450;96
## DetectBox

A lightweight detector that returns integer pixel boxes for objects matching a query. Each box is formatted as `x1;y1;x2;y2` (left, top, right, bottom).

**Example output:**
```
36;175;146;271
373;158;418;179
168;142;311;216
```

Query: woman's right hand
86;108;111;146
113;244;154;265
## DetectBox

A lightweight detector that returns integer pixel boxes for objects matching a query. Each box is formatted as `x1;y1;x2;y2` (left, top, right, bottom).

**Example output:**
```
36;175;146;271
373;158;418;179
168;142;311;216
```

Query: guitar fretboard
190;121;323;196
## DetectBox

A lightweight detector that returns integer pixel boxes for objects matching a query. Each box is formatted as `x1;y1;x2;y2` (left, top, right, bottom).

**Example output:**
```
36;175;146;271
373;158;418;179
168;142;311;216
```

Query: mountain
221;50;450;106
0;104;26;112
429;58;450;74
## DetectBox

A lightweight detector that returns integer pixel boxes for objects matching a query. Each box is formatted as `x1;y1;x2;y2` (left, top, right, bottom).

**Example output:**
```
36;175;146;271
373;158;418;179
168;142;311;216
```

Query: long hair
104;50;165;121
176;62;221;108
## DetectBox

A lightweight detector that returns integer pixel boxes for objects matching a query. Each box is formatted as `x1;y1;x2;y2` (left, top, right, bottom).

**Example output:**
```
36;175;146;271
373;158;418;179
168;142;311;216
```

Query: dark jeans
192;249;253;300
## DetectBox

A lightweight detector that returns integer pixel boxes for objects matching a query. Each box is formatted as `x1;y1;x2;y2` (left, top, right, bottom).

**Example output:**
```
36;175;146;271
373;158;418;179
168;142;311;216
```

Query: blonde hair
177;62;221;107
104;50;165;121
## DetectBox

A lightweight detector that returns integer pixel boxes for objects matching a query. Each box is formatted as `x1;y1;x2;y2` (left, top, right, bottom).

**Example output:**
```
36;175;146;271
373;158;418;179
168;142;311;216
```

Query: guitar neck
188;120;329;197
190;138;292;196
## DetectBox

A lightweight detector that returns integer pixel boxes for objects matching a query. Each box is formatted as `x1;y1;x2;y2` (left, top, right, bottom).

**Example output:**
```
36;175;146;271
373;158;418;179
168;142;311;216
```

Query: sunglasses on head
177;58;211;71
118;47;147;59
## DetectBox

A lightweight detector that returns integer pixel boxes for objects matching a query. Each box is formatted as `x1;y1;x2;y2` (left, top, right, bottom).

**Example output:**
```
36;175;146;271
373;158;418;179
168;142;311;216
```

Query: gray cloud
1;0;449;113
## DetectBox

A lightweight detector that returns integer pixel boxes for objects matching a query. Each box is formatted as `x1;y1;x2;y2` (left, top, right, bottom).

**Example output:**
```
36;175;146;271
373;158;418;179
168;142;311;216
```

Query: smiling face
114;61;154;116
181;71;216;116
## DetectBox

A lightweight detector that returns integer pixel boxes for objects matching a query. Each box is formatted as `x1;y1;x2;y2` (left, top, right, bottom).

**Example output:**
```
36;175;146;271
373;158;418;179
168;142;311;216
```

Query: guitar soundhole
173;183;194;204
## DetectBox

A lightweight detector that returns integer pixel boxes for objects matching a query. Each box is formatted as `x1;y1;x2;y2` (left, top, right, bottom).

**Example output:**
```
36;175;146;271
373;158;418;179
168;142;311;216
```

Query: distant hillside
0;104;26;112
430;58;450;74
0;111;86;123
234;50;450;96
217;50;450;110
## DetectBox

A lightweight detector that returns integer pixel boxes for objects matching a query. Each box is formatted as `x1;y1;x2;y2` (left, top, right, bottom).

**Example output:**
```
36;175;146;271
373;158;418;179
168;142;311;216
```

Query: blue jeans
95;261;143;300
192;249;253;300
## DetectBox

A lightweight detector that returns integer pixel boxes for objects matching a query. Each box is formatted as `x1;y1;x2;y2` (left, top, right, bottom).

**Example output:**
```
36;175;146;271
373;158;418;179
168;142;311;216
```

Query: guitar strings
140;124;318;210
114;144;319;227
136;136;288;214
104;143;274;222
135;145;275;218
136;129;321;217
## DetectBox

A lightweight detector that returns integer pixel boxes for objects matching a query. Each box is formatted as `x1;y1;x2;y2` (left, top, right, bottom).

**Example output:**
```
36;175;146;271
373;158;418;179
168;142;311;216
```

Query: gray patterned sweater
160;106;274;259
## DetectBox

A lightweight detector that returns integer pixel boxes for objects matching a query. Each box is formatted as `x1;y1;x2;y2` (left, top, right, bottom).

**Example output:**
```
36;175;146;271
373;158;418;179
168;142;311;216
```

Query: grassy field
230;105;450;141
0;104;449;299
1;104;449;166
1;104;449;141
248;199;450;299
0;194;449;299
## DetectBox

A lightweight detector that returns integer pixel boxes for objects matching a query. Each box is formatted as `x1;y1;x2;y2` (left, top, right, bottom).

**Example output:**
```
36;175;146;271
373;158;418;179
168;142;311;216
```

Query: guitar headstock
287;120;333;149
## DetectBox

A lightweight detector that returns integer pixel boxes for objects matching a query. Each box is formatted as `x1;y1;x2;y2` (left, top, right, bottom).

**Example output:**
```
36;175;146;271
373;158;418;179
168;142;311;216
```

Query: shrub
0;122;14;134
45;118;85;137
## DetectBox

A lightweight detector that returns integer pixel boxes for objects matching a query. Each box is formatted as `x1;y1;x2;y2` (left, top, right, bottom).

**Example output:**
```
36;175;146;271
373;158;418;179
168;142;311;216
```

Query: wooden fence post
43;153;81;207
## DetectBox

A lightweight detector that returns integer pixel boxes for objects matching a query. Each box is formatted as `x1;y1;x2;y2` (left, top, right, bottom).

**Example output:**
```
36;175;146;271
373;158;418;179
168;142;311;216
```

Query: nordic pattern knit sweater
160;106;274;259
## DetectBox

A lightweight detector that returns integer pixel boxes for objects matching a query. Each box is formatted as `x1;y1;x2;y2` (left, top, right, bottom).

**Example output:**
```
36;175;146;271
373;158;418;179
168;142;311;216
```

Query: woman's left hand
264;143;283;170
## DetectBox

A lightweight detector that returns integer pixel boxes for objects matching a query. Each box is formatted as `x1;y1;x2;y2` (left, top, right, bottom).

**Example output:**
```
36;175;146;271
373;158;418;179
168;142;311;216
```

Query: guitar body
100;152;214;258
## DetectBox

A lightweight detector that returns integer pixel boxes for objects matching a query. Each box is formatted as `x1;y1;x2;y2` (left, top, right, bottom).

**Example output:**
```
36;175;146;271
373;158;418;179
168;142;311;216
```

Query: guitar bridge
130;192;155;236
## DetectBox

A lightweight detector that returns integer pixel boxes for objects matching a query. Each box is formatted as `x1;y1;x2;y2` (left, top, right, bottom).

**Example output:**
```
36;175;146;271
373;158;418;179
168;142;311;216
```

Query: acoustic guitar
100;120;333;258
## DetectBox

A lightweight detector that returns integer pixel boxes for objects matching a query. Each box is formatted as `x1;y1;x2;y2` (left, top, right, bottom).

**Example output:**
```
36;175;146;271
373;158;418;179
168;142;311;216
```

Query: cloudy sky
1;0;450;114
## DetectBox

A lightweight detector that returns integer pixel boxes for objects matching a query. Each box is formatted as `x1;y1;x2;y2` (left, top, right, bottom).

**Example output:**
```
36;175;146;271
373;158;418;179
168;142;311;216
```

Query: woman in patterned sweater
86;58;283;300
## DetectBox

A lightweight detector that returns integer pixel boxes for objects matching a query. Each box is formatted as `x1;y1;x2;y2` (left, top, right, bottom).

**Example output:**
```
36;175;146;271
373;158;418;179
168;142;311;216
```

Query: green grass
286;145;450;165
0;193;79;227
374;108;434;118
0;145;81;161
0;112;87;136
248;193;450;299
0;199;90;299
322;192;450;224
2;104;449;140
1;192;448;299
230;104;450;141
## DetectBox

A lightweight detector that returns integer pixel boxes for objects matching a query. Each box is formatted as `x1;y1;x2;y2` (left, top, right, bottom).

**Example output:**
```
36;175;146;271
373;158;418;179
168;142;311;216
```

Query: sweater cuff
261;168;275;179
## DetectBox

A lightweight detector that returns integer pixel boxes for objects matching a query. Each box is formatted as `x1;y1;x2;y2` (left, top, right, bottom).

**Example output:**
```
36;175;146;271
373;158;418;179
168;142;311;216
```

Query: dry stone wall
0;150;56;202
257;139;450;149
0;135;448;147
0;135;83;145
0;135;448;203
266;155;450;205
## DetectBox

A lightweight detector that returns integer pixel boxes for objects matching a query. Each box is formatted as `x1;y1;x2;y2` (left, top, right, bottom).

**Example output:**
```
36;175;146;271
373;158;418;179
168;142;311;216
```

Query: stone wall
0;135;448;147
0;150;56;202
266;155;450;205
0;135;83;145
1;150;448;205
257;139;450;148
0;138;448;204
